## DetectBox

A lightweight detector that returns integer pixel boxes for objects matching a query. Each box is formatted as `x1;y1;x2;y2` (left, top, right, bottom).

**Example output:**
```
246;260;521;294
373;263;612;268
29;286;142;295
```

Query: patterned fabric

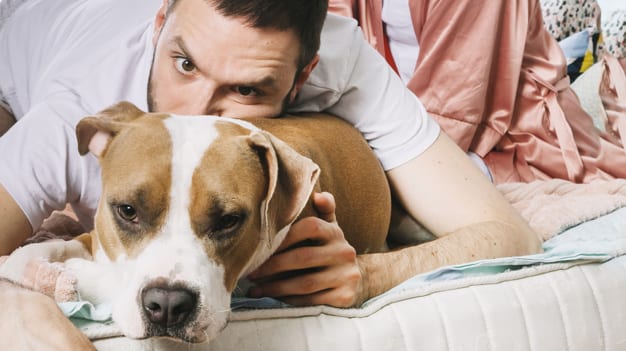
540;0;626;60
540;0;602;81
601;10;626;58
540;0;601;41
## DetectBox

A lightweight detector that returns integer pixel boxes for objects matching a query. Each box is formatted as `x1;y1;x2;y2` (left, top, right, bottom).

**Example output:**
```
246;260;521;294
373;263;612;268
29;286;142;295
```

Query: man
0;0;540;344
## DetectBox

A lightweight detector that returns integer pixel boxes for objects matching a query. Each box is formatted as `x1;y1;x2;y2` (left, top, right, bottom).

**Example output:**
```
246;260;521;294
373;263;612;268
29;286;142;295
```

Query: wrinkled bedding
90;200;626;350
57;179;626;350
2;179;625;350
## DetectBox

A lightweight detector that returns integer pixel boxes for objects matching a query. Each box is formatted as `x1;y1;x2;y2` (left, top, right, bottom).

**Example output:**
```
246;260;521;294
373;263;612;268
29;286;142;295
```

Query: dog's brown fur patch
189;122;267;291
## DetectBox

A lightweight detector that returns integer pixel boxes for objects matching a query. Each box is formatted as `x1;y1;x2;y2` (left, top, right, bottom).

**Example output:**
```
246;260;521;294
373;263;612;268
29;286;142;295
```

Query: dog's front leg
63;257;123;305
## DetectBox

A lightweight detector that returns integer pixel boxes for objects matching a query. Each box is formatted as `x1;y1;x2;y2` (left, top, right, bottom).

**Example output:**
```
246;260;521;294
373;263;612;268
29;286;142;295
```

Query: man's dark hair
168;0;328;71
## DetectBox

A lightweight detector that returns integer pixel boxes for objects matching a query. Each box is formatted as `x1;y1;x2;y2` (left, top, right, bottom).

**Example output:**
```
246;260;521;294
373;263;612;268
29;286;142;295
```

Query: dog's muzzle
140;283;201;340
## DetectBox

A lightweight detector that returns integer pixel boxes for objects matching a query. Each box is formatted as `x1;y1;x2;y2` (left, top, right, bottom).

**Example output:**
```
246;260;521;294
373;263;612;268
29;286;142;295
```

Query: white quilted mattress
80;206;626;351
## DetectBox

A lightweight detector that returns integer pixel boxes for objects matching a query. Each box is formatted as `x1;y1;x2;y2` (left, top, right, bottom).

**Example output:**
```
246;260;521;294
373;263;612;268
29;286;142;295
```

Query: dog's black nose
141;287;198;327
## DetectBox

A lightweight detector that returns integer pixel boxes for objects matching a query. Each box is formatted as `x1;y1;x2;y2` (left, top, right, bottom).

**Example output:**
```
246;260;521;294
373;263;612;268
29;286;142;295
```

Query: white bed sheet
94;258;626;351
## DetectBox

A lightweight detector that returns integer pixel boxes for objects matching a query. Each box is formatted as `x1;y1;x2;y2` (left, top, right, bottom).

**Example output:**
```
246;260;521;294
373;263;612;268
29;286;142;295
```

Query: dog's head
76;101;319;342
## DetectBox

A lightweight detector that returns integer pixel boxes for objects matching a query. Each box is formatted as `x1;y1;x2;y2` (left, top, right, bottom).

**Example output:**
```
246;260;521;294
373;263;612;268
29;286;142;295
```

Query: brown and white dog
0;102;393;343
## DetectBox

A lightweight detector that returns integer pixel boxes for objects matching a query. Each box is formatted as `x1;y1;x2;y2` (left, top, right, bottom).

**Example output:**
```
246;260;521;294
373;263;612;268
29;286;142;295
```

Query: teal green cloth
60;300;113;327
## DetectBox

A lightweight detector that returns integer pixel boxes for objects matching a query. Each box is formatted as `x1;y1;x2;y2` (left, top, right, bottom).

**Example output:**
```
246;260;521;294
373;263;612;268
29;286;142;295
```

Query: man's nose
186;89;224;116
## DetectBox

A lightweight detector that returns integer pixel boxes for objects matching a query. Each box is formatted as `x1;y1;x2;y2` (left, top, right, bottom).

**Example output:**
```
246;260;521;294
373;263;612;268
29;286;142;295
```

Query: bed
59;179;626;350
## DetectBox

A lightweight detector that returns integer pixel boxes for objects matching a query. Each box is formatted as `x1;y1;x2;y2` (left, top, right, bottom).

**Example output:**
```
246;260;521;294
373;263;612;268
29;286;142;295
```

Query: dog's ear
76;101;145;157
247;130;320;245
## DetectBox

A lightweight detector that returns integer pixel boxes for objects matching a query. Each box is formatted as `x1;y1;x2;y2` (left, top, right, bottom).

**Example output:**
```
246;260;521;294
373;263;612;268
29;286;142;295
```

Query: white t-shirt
382;0;420;84
0;0;439;230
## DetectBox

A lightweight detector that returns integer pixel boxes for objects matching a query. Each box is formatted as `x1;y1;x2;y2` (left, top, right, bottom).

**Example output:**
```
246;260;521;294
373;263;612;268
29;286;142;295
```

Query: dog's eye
204;211;247;241
215;214;242;232
117;204;138;222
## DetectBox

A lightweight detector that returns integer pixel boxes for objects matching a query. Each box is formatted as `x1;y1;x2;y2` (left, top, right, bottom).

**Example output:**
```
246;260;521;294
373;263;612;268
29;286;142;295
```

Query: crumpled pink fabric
0;257;78;302
498;178;626;241
329;0;626;184
0;208;84;303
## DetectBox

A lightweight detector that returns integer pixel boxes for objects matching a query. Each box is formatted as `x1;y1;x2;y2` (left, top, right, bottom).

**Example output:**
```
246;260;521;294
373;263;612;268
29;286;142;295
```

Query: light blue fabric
60;300;114;327
559;30;590;59
64;207;626;323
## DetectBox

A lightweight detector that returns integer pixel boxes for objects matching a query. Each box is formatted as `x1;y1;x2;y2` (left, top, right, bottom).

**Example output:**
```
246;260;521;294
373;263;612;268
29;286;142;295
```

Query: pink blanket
498;179;626;241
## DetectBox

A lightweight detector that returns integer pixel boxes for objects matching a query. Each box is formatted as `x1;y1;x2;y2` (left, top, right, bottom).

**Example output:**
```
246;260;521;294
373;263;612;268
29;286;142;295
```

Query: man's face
148;0;311;118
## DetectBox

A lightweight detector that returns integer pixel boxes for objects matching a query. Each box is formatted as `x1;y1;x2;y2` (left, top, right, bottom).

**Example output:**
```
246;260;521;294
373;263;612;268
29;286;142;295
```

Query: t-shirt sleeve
291;13;440;171
0;99;100;230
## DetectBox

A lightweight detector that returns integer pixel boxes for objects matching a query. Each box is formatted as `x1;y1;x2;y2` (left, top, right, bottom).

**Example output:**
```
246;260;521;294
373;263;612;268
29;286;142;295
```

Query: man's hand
0;279;96;351
247;192;368;308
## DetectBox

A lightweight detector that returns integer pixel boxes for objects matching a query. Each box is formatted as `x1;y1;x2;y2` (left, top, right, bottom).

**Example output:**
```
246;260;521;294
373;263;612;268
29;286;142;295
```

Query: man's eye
235;86;259;97
174;57;196;74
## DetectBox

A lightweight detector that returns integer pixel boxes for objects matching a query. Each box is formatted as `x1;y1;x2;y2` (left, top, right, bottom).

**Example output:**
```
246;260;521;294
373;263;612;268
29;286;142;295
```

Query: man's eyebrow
172;36;196;64
229;72;281;91
247;76;279;88
171;35;281;89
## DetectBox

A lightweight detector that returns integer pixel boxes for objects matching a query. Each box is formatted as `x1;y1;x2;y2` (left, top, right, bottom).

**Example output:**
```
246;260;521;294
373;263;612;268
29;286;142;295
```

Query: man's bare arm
386;131;539;251
358;131;542;298
360;220;533;298
0;106;16;136
0;184;32;256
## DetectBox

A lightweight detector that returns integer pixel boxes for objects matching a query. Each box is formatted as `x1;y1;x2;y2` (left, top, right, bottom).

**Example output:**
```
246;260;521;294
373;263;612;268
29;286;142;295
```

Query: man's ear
247;130;320;246
289;54;320;103
76;101;145;157
152;0;169;47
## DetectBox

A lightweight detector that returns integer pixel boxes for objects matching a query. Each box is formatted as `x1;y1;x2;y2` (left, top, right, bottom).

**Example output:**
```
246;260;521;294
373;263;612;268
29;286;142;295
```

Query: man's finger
249;240;339;280
249;265;343;298
249;265;362;308
271;217;328;254
272;192;338;254
312;192;337;223
278;286;358;308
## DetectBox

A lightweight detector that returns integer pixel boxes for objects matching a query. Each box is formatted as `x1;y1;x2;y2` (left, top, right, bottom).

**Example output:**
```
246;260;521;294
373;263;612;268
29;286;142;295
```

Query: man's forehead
165;4;300;77
168;0;300;51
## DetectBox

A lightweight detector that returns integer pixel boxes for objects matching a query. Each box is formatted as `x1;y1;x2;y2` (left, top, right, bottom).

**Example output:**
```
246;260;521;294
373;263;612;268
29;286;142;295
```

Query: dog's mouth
142;321;203;343
138;312;228;343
